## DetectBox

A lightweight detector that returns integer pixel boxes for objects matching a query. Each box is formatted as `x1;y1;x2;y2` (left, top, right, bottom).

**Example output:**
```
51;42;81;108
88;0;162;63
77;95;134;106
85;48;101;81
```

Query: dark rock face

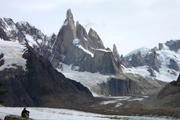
147;67;156;77
146;51;161;72
0;45;94;108
159;43;163;50
168;59;180;71
88;28;105;49
99;78;140;96
130;51;146;67
0;53;4;67
73;48;120;74
0;27;9;40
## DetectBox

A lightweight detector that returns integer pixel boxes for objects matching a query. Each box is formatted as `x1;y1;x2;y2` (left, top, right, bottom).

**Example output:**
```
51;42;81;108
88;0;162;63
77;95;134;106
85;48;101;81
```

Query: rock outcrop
88;28;105;49
165;40;180;52
130;51;146;67
146;51;161;72
168;59;180;71
147;67;156;77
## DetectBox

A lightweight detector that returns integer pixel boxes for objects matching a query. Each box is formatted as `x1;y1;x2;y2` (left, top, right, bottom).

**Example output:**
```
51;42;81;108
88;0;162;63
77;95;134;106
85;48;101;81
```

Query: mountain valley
0;9;180;119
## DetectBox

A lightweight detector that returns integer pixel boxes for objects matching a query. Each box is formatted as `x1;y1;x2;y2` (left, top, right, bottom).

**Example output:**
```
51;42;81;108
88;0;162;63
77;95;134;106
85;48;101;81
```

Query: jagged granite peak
113;44;121;61
67;9;74;21
76;21;100;53
2;10;178;97
0;17;19;42
53;10;77;66
56;9;76;54
52;9;122;75
88;28;105;49
2;18;17;31
76;21;89;40
130;51;146;67
75;21;91;51
16;21;46;40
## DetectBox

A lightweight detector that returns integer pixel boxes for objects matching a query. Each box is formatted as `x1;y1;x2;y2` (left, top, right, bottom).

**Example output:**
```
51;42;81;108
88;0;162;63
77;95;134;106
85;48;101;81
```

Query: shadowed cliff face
92;74;166;96
0;45;94;108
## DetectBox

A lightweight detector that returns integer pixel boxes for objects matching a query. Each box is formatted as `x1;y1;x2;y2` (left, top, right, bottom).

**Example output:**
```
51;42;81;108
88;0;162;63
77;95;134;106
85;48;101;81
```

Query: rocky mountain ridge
123;40;180;82
0;9;176;97
0;40;94;107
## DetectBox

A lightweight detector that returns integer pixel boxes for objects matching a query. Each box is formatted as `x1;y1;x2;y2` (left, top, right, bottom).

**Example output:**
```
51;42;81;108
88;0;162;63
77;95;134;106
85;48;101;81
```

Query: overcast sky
1;0;180;56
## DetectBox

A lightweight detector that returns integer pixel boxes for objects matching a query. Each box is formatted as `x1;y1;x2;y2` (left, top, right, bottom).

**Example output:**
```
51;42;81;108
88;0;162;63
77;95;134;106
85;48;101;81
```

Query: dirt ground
72;96;180;119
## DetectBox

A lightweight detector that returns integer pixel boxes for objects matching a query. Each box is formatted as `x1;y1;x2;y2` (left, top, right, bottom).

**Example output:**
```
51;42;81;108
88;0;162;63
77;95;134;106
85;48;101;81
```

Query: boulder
4;115;32;120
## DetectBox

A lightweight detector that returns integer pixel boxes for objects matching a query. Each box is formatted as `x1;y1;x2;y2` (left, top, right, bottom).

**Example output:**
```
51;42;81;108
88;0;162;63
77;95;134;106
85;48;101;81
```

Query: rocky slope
144;74;180;109
0;40;94;107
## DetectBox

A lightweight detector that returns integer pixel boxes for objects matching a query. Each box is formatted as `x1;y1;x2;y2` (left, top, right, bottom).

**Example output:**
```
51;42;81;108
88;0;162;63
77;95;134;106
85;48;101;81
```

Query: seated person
21;107;30;118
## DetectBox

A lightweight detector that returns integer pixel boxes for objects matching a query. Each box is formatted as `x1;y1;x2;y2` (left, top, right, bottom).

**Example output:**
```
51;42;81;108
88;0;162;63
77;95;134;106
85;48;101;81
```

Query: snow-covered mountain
0;9;177;98
123;41;180;82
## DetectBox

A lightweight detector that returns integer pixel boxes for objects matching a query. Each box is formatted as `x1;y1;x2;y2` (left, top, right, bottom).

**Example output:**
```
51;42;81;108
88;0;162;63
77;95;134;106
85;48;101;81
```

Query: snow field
0;39;26;71
0;107;176;120
100;96;147;106
57;64;110;96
